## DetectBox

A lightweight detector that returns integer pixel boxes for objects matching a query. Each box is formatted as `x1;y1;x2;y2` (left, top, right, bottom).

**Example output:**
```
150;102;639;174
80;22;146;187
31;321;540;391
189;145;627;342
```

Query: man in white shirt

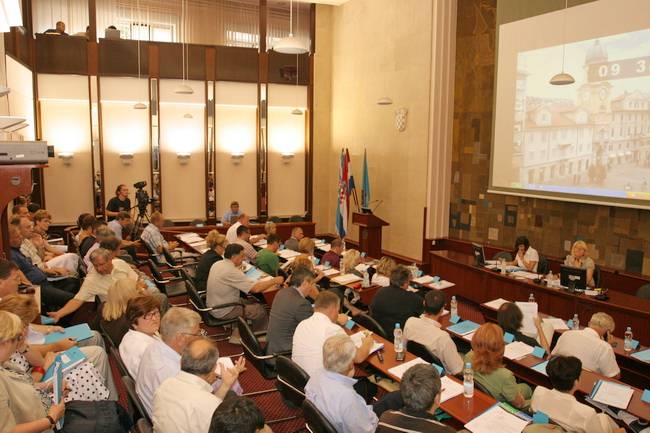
551;312;620;378
226;214;265;244
153;338;244;433
48;248;140;322
136;307;203;416
292;291;373;377
140;211;179;257
531;355;618;433
403;290;463;375
510;235;539;273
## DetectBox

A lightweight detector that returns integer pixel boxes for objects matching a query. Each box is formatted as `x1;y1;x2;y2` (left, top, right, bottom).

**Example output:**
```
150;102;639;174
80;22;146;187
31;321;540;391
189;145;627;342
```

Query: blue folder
42;347;87;382
447;320;480;336
531;360;549;376
44;323;93;344
631;348;650;363
245;267;263;281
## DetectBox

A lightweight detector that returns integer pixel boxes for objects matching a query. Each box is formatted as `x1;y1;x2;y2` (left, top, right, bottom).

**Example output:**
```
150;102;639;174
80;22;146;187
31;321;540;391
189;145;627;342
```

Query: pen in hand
376;350;384;363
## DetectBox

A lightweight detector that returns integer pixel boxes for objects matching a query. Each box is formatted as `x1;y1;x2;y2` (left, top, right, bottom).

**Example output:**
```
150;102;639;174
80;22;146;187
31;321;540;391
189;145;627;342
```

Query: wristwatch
46;415;56;427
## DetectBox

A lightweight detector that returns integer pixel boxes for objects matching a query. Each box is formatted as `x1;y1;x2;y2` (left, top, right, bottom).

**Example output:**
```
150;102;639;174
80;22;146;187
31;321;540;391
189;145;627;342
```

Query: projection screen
491;0;650;209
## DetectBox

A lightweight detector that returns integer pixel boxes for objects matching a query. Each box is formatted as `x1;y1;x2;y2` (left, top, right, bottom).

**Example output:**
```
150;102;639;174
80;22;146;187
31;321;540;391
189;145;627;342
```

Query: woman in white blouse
509;236;539;273
371;256;396;287
119;294;162;377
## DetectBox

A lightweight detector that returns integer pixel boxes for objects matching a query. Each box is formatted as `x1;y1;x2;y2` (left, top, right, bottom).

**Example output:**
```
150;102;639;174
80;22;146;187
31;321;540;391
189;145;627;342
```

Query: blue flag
362;148;371;208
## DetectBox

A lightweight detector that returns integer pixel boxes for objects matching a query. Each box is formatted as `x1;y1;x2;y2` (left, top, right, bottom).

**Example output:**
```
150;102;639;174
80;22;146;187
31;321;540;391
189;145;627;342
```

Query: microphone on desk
371;199;384;213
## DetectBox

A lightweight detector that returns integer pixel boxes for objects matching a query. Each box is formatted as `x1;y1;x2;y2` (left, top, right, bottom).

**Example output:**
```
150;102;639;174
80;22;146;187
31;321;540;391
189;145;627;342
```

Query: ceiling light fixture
377;96;393;106
175;0;194;95
133;0;148;109
550;0;575;86
183;113;193;119
273;0;309;55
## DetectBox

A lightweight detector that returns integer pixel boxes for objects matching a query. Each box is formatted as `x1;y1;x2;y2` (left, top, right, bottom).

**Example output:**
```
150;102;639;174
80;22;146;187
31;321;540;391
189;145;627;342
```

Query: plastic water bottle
572;314;580;330
362;271;370;288
450;295;458;317
394;324;405;361
528;293;536;303
624;327;634;352
463;362;474;398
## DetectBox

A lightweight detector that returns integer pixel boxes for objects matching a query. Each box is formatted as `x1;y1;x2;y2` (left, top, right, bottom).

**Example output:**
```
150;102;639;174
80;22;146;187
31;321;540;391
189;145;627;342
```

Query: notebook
464;403;530;433
44;323;93;344
42;347;87;382
631;348;650;363
590;380;634;410
349;331;383;354
447;320;480;336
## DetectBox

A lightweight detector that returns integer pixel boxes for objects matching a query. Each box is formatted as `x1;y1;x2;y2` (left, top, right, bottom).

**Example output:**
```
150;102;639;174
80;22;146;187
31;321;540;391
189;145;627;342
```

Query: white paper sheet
510;270;541;280
318;244;331;252
431;280;455;290
349;331;383;354
331;274;362;285
464;404;530;433
439;376;465;403
387;357;429;380
355;263;370;272
515;301;538;337
322;268;340;276
254;240;267;247
483;298;510;310
278;249;301;259
591;380;634;410
412;275;435;284
462;331;476;342
503;341;534;360
542;317;569;330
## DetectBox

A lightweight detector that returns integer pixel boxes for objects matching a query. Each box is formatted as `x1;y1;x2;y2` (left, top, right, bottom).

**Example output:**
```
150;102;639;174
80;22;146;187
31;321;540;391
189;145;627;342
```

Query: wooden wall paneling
35;34;87;75
98;39;149;77
205;47;216;82
267;52;309;85
95;75;106;218
305;54;314;219
214;46;258;83
157;43;205;81
87;42;98;76
148;44;159;78
88;0;97;42
257;0;268;218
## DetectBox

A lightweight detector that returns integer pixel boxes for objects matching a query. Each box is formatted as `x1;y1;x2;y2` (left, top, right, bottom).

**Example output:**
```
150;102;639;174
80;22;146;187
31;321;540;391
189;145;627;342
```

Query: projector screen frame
489;0;650;211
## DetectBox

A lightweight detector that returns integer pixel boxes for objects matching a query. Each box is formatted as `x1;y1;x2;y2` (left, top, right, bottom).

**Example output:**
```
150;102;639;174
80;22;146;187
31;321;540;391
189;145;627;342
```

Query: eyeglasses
183;329;208;338
143;310;161;320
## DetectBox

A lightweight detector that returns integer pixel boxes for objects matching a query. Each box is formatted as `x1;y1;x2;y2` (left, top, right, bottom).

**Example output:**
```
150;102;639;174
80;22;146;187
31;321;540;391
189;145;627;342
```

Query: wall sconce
177;152;191;164
231;152;245;164
58;151;74;165
281;152;295;164
119;152;134;165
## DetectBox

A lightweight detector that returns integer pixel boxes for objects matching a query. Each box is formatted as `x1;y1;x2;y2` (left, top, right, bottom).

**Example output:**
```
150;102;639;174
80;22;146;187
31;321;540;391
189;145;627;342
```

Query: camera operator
106;184;131;221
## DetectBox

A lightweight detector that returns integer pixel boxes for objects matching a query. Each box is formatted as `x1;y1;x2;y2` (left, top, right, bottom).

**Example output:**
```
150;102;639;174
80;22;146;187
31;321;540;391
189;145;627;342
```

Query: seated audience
83;226;113;270
209;396;271;433
321;237;343;269
551;312;620;378
0;259;20;299
100;278;140;346
195;230;227;291
136;307;204;416
153;338;245;433
206;244;282;343
284;226;304;251
0;310;66;432
48;248;139;322
256;234;281;276
292;291;372;377
564;240;596;287
291;255;325;285
464;323;532;408
222;201;242;227
0;294;112;402
141;211;179;257
372;256;396;287
8;225;75;311
119;295;162;377
106;211;140;251
15;216;72;277
403;290;463;375
497;302;550;354
12;204;29;218
105;184;131;220
305;334;402;433
370;265;424;335
298;237;316;256
266;267;316;357
226;213;264;244
264;221;277;236
377;363;456;433
33;210;79;268
509;236;539;272
45;20;68;35
77;214;100;258
531;355;618;433
340;249;363;276
233;225;258;263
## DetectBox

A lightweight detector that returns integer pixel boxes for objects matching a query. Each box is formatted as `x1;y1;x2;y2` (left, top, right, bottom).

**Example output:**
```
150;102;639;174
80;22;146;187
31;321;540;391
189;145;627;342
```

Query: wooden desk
479;300;650;390
348;325;496;425
430;250;650;346
161;221;316;243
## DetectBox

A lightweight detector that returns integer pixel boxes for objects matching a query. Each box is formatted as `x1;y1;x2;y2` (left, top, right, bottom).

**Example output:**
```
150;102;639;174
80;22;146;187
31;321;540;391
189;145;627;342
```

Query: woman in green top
464;323;532;409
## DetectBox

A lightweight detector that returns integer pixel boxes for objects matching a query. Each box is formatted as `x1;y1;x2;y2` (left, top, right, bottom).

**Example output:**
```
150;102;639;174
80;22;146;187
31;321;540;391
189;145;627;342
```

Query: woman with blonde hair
195;230;228;291
372;256;396;287
100;278;140;346
564;240;596;287
340;249;362;276
264;221;277;236
298;237;316;256
0;310;66;433
291;254;325;285
464;323;532;408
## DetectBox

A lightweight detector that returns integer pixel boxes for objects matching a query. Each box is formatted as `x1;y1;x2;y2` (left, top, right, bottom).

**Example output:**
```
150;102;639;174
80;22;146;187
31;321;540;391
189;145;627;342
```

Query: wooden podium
352;212;389;259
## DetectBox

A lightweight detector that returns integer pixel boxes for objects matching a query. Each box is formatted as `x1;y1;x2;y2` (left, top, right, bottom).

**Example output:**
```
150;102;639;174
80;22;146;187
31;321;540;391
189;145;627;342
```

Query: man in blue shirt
8;224;75;312
222;201;242;227
305;334;402;433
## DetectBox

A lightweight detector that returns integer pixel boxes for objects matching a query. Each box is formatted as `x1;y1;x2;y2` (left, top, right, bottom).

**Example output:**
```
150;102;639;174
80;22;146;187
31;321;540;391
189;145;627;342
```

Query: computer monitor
472;243;485;266
560;266;587;291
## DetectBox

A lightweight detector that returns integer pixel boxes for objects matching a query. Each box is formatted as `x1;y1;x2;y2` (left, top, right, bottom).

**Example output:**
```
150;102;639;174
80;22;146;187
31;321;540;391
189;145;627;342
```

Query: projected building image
513;29;650;199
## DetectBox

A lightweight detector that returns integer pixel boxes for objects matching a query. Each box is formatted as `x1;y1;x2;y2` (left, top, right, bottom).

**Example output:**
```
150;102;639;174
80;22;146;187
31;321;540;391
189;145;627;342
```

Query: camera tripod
130;206;150;240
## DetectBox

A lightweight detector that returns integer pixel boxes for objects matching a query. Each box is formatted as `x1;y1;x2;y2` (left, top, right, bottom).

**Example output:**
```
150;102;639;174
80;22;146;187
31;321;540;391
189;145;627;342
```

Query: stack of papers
439;376;465;403
515;301;538;337
631;348;650;363
503;341;534;360
484;298;509;310
431;280;455;290
355;263;370;272
349;331;384;354
462;331;476;342
387;357;429;380
278;249;301;259
590;380;634;410
322;268;340;277
447;320;480;336
253;239;267;247
542;317;569;330
412;275;435;285
464;404;530;433
510;270;541;280
44;324;93;344
331;274;363;285
318;244;331;252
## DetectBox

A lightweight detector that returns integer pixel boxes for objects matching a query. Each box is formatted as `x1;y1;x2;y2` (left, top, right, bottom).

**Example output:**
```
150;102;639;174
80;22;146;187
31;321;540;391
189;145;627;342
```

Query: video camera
133;181;155;215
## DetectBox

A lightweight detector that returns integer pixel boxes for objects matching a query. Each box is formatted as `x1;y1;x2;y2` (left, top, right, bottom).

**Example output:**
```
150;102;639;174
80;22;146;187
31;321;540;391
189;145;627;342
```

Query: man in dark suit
265;267;317;357
370;265;423;336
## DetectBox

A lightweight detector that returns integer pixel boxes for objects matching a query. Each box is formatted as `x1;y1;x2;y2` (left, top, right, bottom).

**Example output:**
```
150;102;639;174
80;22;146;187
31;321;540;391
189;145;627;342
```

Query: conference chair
99;319;118;350
136;418;153;433
269;216;282;223
190;219;205;226
289;215;304;222
493;251;513;262
406;340;444;369
185;273;243;341
142;241;166;267
302;399;338;433
636;284;650;299
122;375;152;425
109;346;130;379
593;265;601;287
146;259;187;297
354;312;389;339
237;317;291;382
537;255;550;275
276;355;310;408
162;246;199;269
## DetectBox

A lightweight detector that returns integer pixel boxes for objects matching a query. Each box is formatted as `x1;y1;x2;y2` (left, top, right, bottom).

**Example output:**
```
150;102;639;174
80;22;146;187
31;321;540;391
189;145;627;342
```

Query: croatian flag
335;148;350;238
361;148;370;209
